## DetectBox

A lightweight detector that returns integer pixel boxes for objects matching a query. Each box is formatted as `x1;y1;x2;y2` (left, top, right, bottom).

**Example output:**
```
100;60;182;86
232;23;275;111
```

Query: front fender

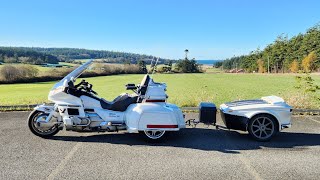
33;104;54;114
32;104;62;123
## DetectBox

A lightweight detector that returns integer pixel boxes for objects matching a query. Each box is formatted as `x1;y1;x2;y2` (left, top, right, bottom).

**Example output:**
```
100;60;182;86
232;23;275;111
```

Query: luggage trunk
199;102;217;125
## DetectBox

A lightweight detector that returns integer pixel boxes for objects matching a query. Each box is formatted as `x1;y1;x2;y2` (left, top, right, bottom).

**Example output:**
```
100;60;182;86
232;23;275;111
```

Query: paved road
0;112;320;180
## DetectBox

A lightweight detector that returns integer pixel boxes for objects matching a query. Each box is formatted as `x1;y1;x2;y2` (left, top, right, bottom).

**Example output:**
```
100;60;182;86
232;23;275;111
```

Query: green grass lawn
0;73;319;108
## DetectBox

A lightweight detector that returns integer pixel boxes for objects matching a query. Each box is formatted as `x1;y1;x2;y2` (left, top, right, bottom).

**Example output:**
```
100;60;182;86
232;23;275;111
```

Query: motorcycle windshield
52;59;94;90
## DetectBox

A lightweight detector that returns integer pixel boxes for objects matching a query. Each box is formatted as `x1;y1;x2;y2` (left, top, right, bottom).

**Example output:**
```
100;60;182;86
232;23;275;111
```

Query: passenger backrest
138;75;150;96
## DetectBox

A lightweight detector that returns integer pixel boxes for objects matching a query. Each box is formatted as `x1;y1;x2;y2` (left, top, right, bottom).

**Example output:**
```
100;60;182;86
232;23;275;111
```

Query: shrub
44;68;73;78
0;64;40;82
0;65;19;81
20;65;39;77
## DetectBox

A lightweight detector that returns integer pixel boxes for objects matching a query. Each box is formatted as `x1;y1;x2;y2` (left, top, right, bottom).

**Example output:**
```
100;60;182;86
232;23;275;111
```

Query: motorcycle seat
100;94;138;112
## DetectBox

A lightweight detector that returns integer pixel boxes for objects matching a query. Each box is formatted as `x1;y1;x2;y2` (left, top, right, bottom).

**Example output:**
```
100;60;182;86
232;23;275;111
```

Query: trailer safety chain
185;119;200;128
185;119;218;128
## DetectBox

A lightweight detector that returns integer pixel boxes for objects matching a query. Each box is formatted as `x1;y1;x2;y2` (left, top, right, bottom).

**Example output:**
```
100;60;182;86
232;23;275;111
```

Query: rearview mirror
63;79;69;87
126;84;137;90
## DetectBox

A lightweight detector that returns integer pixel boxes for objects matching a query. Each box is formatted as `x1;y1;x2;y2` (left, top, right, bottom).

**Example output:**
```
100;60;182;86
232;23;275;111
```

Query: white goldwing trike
28;60;185;141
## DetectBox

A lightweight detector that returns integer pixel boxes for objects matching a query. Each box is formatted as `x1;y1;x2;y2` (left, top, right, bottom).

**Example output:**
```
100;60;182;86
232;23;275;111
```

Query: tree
137;60;147;73
124;59;131;65
0;54;4;62
257;59;265;73
175;59;201;73
290;60;299;73
302;51;317;72
214;61;223;68
167;61;172;71
221;23;320;73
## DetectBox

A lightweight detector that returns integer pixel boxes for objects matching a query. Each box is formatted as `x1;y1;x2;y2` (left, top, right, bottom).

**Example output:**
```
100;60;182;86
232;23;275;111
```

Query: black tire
28;110;60;138
248;114;278;141
138;130;167;143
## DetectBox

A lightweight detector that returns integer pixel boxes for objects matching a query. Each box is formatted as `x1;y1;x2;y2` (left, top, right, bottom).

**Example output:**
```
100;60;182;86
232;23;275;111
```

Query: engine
64;112;126;132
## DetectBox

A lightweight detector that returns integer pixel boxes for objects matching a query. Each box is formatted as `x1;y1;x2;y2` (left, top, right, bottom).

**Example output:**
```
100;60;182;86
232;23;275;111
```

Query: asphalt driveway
0;112;319;180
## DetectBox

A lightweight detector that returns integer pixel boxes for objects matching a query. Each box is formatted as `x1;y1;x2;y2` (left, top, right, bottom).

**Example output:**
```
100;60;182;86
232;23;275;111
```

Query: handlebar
74;79;98;95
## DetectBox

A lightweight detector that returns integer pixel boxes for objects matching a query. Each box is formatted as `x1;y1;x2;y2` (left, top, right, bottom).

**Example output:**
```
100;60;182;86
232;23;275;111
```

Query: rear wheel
248;114;278;141
28;111;60;138
139;130;166;142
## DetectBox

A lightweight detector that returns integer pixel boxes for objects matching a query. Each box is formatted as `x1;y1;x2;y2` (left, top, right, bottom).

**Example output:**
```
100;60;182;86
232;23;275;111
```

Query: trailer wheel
248;114;278;141
139;130;166;142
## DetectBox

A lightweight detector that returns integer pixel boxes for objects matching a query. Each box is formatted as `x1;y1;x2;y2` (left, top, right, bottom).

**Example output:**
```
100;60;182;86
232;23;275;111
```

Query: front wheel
28;110;60;138
139;130;166;142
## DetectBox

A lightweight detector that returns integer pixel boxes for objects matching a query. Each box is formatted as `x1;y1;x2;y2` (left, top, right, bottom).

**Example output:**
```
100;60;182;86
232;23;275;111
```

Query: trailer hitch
185;119;200;128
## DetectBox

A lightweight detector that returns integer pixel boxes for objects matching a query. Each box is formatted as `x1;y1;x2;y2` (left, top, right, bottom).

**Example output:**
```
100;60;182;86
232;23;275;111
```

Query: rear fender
125;103;181;132
238;110;281;131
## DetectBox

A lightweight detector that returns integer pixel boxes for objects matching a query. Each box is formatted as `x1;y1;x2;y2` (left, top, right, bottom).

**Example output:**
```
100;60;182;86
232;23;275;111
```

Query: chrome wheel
143;130;165;140
250;116;275;140
28;111;59;137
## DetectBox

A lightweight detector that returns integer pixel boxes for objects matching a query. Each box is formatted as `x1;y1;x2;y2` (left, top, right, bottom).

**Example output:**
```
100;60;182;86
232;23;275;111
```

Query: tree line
222;24;320;73
0;63;148;84
0;47;59;64
0;47;172;65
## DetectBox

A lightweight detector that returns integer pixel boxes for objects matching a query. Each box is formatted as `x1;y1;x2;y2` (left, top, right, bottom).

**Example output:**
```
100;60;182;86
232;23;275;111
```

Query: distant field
204;67;223;73
0;62;77;73
0;73;319;108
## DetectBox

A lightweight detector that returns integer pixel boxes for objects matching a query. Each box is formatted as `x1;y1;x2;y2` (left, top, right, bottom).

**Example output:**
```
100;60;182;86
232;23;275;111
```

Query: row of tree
0;47;59;64
222;24;320;73
0;47;173;65
8;47;172;64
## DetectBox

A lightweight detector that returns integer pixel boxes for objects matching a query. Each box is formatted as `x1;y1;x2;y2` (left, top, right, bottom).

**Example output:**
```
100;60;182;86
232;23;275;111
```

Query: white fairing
220;95;292;131
81;95;101;109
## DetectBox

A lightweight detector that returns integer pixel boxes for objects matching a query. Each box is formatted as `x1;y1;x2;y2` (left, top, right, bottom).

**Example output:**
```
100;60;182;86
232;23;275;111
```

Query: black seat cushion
100;94;138;112
138;75;150;96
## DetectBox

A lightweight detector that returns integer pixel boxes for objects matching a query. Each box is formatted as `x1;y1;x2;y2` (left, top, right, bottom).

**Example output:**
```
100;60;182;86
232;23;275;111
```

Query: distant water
196;60;223;66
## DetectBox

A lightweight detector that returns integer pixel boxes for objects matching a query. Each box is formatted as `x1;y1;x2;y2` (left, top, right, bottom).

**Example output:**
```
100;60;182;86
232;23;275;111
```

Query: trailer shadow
49;128;320;153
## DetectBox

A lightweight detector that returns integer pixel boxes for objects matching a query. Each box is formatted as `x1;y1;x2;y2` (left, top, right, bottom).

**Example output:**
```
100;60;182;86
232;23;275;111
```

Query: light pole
267;55;270;74
233;55;237;73
184;49;189;60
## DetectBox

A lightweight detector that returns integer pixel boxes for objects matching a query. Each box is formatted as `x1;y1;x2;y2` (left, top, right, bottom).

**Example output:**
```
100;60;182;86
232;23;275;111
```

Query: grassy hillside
0;73;319;108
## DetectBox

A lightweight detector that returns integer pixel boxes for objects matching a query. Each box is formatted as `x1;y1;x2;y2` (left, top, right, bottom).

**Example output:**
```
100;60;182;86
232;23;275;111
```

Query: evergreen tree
137;60;147;73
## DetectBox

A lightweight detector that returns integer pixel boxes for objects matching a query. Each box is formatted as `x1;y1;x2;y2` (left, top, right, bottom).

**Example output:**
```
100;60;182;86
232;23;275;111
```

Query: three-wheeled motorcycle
28;60;185;141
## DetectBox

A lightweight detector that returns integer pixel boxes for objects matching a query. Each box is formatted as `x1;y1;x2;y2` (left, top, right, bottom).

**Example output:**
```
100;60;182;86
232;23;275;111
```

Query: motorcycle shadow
49;128;320;153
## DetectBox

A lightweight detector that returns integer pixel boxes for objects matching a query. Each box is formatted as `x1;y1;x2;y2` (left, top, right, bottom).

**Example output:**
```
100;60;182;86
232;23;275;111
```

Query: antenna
147;56;155;75
151;57;160;77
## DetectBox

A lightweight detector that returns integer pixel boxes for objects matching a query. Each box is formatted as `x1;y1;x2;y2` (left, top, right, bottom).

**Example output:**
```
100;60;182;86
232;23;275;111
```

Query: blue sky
0;0;319;59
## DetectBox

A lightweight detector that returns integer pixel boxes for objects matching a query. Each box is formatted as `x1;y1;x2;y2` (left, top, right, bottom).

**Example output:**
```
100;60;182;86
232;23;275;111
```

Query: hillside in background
0;47;172;65
222;24;320;73
0;47;59;64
